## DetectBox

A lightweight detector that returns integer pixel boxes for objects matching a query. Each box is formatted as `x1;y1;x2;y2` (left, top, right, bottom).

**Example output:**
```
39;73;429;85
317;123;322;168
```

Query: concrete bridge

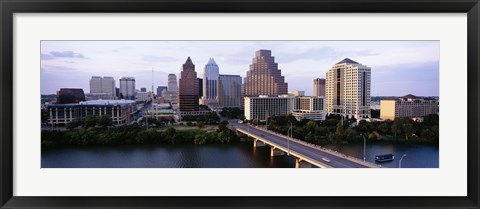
231;122;380;168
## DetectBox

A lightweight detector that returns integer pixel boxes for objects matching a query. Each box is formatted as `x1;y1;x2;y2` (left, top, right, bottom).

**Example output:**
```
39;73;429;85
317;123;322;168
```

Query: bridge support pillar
270;147;284;156
295;158;312;168
253;139;266;147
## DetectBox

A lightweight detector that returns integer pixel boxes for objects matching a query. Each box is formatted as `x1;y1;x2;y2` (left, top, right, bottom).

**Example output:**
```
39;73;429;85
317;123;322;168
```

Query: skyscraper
140;87;147;92
119;77;136;100
156;86;167;97
313;78;326;97
218;74;242;107
244;49;288;97
202;58;219;104
89;76;115;96
167;74;178;93
179;57;199;111
90;76;102;93
325;58;371;119
198;78;203;99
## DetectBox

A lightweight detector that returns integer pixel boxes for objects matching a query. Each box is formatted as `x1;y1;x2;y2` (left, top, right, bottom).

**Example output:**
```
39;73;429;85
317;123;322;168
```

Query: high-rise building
179;57;199;111
136;92;150;102
380;94;439;120
244;49;288;97
202;58;219;104
156;86;167;97
119;77;136;100
89;76;115;96
218;74;242;108
325;58;371;119
56;88;86;104
90;76;102;93
313;78;326;97
288;90;305;97
167;74;178;93
140;87;147;92
244;95;325;121
198;78;203;99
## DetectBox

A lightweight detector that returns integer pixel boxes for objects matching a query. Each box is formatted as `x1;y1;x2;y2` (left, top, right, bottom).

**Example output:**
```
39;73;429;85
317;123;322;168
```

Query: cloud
41;54;55;60
275;47;380;64
142;55;178;63
41;65;78;73
49;51;86;58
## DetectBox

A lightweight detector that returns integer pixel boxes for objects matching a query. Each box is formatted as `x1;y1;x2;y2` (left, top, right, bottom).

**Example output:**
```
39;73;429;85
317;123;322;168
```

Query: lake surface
42;140;438;168
323;141;439;168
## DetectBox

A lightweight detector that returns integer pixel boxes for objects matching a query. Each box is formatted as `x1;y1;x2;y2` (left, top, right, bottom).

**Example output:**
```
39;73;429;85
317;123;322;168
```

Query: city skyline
41;41;439;96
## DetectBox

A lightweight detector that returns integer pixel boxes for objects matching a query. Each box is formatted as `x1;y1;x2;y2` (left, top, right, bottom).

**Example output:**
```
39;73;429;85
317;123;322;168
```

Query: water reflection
42;141;437;168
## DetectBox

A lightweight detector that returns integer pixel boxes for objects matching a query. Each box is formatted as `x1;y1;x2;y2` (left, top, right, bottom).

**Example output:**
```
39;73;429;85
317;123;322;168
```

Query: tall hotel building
243;50;288;97
313;78;326;97
119;77;136;100
325;58;371;119
202;58;219;104
90;76;116;99
178;57;199;111
218;75;242;108
167;74;178;93
380;94;439;120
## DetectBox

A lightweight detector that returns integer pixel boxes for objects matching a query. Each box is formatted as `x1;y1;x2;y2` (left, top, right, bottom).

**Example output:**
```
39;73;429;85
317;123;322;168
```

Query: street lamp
287;121;293;155
363;134;366;162
266;115;269;130
399;154;407;168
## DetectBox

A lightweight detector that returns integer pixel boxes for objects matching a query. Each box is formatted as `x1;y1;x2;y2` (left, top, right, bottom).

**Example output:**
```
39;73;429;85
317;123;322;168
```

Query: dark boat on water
375;154;395;162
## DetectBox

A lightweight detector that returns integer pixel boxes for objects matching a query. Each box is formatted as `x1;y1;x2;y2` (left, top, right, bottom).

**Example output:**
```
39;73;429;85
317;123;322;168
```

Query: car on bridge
322;157;331;163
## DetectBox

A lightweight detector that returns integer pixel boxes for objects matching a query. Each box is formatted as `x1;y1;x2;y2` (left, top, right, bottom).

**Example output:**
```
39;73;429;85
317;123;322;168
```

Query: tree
377;123;390;135
305;120;318;133
194;134;207;145
402;122;413;140
335;122;345;141
304;132;315;143
423;114;439;126
356;120;369;136
218;120;229;131
315;127;329;139
66;120;82;130
391;119;404;137
345;128;358;141
219;107;243;119
83;115;99;128
163;127;176;139
98;115;113;128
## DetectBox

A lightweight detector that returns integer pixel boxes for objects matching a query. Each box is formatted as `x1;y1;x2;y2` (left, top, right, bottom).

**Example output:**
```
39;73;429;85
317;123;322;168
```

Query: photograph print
41;41;439;168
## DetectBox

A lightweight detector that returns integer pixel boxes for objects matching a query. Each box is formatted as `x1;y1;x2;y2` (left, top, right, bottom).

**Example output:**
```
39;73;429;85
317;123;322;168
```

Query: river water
42;140;438;168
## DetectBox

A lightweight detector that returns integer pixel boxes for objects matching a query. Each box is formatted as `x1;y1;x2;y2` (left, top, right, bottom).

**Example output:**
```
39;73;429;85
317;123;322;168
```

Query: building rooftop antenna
151;67;154;101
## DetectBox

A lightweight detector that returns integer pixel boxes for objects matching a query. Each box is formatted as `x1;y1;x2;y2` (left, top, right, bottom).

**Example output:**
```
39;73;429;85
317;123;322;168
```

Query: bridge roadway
230;121;379;168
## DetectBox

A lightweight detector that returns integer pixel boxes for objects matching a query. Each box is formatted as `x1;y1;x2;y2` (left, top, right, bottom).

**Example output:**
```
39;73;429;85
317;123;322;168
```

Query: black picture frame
1;0;479;208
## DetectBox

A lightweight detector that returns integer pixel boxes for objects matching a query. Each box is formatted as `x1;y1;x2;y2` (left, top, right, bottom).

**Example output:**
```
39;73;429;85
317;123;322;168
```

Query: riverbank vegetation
42;120;239;150
253;114;439;145
219;107;244;119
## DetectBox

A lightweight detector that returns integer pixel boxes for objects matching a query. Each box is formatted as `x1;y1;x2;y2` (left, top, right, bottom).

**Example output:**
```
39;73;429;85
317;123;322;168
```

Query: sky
41;41;439;96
